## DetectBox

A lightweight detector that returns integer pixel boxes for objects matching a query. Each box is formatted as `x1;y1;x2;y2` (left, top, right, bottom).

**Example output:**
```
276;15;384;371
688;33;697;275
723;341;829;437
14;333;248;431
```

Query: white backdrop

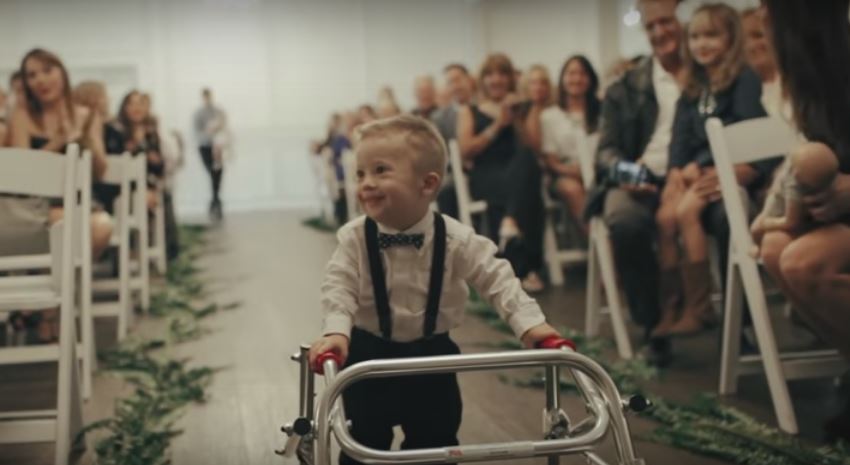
0;0;666;216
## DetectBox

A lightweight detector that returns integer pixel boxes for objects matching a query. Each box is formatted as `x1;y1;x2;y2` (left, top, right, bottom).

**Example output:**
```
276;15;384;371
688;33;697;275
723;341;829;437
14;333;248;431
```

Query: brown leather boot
667;260;716;336
651;268;682;338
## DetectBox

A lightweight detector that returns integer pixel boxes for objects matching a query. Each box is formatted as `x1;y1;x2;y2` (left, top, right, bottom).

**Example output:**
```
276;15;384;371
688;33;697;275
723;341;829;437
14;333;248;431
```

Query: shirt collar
652;57;676;85
375;210;434;236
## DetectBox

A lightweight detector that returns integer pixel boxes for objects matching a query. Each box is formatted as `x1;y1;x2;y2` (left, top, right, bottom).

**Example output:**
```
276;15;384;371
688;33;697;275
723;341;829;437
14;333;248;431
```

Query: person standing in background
194;87;227;221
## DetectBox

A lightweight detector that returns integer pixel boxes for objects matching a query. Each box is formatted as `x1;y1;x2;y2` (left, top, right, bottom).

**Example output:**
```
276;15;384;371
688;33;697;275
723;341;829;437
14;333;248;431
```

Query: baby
751;141;839;252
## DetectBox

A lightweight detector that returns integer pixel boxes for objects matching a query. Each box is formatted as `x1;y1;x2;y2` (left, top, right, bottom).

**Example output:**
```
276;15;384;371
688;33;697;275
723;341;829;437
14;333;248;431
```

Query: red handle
313;351;344;375
535;336;577;352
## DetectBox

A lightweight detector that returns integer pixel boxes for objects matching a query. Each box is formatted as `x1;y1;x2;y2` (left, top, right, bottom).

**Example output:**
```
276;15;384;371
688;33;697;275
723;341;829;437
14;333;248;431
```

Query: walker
275;336;650;465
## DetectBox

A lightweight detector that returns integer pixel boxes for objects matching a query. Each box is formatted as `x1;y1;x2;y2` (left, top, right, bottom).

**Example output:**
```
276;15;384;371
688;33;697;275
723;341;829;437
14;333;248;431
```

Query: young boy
309;115;561;465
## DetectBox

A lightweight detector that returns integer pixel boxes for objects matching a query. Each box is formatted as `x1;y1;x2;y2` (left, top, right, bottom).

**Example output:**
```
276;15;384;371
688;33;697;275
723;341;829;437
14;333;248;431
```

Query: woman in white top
741;8;783;117
539;55;601;233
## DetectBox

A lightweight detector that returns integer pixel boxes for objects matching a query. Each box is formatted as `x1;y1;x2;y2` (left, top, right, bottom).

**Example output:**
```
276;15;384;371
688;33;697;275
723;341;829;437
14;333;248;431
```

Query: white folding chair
0;146;84;465
149;186;168;275
706;116;848;434
448;139;488;230
91;153;147;339
340;148;360;221
542;135;599;286
72;149;96;401
580;133;633;360
541;193;587;286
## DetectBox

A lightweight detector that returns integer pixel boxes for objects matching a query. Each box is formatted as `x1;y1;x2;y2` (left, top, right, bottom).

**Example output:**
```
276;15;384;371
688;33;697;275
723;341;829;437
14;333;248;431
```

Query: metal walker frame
276;339;649;465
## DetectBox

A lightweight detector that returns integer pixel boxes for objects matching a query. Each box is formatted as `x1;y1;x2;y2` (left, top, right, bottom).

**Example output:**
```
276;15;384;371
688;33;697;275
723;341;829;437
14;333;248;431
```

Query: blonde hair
682;3;745;98
522;64;554;106
355;114;447;179
478;53;517;100
73;81;108;119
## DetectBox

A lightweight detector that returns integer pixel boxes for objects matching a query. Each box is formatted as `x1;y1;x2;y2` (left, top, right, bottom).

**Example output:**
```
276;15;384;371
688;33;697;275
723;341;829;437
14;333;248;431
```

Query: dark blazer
596;56;658;170
585;57;658;218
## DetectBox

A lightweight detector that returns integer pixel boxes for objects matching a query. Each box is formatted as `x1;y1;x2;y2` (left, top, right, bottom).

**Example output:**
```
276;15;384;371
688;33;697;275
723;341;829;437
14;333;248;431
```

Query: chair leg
596;222;633;359
719;259;744;395
139;215;151;313
585;224;602;337
55;293;79;464
545;217;565;286
117;222;130;341
739;257;798;434
80;266;93;401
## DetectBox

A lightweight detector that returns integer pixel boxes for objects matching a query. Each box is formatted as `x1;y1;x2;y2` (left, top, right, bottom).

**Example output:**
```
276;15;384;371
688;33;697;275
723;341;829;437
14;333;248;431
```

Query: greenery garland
302;216;338;233
77;225;239;464
466;295;850;465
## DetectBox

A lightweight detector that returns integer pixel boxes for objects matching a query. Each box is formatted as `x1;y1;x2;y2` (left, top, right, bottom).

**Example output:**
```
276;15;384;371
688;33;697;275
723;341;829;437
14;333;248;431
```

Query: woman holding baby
754;0;850;443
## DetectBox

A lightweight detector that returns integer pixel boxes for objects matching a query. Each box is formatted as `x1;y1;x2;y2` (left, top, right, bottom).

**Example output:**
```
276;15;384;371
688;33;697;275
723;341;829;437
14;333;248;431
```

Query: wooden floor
0;210;845;465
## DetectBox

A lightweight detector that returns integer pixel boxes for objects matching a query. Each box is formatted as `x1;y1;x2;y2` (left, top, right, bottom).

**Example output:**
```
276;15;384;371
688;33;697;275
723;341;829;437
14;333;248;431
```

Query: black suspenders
364;212;447;340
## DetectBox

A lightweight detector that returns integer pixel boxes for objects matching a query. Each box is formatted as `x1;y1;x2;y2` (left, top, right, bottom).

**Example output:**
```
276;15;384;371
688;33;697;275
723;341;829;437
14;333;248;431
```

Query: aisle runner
78;226;240;465
467;297;850;465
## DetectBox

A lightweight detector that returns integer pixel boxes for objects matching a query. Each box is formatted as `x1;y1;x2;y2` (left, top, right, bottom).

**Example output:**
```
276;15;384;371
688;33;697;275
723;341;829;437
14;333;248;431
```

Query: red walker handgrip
313;351;344;375
535;336;577;352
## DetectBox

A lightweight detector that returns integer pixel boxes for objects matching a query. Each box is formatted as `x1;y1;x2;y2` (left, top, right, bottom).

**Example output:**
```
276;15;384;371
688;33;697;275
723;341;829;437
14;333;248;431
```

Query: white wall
0;0;608;216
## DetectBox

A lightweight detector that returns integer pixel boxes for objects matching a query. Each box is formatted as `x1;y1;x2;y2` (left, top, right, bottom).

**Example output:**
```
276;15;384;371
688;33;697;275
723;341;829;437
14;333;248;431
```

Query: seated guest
109;90;165;211
590;0;686;366
73;80;122;212
653;3;778;337
432;63;475;219
358;104;377;124
9;49;112;253
496;64;553;291
757;0;850;443
457;53;522;239
0;86;8;146
8;48;113;341
741;7;782;117
540;55;602;234
431;64;474;143
411;75;438;120
376;86;401;118
8;72;24;111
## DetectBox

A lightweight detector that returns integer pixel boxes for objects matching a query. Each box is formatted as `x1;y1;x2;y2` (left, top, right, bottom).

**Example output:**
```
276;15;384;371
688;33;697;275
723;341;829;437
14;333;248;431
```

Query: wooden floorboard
0;210;843;465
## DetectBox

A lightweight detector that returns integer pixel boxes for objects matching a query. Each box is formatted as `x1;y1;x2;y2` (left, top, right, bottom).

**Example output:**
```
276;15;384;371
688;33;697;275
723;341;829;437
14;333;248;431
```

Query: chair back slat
714;117;799;164
99;152;133;185
706;117;798;256
0;146;79;198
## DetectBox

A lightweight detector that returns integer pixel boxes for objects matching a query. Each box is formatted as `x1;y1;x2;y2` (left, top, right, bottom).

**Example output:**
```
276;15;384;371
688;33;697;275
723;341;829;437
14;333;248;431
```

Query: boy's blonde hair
354;114;448;178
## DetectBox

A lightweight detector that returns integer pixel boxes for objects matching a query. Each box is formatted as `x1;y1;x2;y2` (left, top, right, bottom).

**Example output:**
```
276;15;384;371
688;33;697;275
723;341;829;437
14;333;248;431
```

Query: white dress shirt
321;212;547;342
640;58;681;176
540;106;600;166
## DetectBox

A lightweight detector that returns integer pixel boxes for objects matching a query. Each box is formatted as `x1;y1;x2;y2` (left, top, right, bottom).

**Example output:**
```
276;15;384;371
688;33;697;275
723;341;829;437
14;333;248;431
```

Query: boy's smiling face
356;133;438;230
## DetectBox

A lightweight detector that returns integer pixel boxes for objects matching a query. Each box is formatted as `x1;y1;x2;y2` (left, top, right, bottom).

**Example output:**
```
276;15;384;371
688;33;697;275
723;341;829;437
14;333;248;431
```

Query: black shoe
642;337;673;368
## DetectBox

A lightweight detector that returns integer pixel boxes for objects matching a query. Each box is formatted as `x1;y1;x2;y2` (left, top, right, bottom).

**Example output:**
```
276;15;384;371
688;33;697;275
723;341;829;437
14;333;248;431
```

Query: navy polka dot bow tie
378;232;425;250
